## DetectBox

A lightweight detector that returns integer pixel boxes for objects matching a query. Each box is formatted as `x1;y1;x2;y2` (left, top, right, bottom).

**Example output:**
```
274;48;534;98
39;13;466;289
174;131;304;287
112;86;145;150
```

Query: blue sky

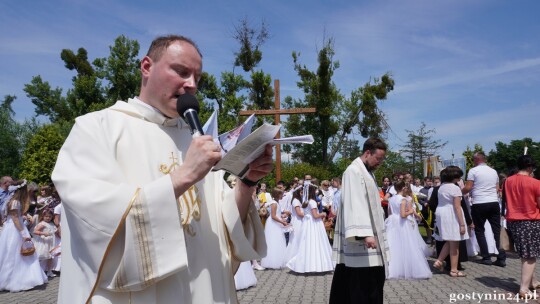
2;0;540;160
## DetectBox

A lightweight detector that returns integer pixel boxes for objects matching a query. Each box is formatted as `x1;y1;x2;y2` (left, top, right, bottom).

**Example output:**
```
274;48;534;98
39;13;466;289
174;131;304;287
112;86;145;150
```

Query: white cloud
396;57;540;93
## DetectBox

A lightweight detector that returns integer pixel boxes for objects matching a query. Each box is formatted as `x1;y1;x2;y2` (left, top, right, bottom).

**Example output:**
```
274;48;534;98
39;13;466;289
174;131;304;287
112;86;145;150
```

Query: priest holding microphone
52;35;271;304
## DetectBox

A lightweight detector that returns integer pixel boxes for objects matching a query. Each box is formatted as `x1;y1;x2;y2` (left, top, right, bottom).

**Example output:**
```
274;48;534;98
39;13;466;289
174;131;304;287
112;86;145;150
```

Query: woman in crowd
24;182;40;237
381;176;392;218
261;188;289;269
386;181;432;279
503;155;540;298
432;166;469;278
257;183;272;226
0;180;47;292
286;184;333;273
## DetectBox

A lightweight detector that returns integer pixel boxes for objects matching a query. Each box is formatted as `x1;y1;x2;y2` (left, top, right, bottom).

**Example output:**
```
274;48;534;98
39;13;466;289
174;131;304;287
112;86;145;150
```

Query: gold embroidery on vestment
86;189;141;304
178;185;202;236
160;151;202;236
131;193;155;287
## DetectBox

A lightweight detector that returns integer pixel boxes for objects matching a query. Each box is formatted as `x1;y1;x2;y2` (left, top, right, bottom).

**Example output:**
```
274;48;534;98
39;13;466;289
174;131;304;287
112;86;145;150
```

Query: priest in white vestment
52;35;270;304
330;138;389;304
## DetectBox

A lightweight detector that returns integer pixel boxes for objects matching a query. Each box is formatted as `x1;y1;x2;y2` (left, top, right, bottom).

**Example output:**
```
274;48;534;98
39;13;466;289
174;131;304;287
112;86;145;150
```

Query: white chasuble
52;100;266;304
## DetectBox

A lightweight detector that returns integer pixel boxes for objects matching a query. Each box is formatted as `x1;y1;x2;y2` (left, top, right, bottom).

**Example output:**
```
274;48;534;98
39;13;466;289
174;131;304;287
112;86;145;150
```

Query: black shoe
493;260;506;267
479;259;492;265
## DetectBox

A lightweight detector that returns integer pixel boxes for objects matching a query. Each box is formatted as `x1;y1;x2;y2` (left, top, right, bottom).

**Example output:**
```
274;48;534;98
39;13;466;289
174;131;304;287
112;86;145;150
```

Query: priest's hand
236;144;274;222
364;236;377;249
243;144;274;183
170;135;222;198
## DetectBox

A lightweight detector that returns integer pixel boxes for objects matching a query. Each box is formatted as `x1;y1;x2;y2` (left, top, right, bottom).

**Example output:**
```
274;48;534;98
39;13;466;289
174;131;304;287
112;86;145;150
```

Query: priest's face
365;149;386;171
140;40;202;118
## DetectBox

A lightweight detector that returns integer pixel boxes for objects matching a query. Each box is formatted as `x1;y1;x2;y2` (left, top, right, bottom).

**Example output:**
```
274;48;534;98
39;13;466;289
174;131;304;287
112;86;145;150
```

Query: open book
202;111;314;178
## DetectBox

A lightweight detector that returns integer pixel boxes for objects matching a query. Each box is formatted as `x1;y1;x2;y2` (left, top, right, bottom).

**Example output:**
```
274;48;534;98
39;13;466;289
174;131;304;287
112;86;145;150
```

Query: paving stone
2;252;540;303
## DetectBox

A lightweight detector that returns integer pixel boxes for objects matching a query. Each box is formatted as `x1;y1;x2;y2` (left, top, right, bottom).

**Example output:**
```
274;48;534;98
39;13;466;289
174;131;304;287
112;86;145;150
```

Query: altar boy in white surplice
51;35;271;304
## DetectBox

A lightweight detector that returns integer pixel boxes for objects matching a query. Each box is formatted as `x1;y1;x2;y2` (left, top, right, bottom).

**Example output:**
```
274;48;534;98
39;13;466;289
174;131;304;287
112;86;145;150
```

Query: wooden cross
239;79;316;183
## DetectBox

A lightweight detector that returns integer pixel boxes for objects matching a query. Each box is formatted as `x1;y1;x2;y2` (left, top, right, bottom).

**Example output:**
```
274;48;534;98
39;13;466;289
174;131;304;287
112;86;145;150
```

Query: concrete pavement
2;252;539;303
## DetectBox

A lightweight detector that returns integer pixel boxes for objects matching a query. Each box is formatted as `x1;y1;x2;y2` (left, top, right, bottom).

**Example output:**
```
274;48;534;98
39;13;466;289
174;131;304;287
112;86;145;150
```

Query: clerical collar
123;98;180;127
133;97;163;115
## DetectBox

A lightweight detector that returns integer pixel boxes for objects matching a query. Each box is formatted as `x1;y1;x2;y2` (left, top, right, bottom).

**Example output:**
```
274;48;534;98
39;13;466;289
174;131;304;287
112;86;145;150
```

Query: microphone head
176;93;200;119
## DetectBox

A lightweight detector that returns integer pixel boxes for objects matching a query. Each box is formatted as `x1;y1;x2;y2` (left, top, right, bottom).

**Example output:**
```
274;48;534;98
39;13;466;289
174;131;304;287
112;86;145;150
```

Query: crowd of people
231;150;540;303
0;32;538;304
232;175;339;290
0;151;539;302
0;177;62;292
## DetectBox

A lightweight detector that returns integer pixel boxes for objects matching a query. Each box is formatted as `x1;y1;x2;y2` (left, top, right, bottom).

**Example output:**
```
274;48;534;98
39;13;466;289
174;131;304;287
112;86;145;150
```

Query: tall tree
0;96;20;176
328;74;394;161
1;95;16;116
19;124;65;185
0;95;41;177
198;18;273;132
20;36;141;182
339;139;361;161
24;35;141;124
400;122;447;177
232;18;268;73
93;35;141;104
283;37;394;165
283;38;341;165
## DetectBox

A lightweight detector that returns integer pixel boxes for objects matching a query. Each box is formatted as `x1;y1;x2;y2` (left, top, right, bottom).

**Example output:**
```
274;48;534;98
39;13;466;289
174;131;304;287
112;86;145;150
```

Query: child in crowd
385;181;432;279
0;180;47;292
33;208;57;277
284;186;305;262
286;184;334;273
261;188;289;269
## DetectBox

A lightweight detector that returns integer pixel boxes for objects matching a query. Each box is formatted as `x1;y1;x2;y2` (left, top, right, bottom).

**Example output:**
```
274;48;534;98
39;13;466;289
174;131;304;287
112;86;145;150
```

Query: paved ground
2;252;539;304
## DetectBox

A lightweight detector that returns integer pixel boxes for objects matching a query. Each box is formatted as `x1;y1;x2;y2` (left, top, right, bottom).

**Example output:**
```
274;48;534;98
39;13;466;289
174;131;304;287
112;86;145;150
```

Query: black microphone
177;93;204;137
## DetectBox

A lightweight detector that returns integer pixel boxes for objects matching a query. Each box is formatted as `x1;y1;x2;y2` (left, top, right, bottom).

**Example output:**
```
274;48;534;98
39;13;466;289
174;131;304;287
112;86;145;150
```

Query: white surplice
332;158;390;276
52;99;266;304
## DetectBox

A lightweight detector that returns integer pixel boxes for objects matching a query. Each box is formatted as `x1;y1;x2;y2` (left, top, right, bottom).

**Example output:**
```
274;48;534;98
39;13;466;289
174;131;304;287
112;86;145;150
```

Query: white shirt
388;185;397;196
466;163;499;204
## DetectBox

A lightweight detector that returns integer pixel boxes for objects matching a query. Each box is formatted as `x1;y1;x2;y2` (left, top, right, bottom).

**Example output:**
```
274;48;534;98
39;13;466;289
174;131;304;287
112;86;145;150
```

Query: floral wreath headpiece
7;179;27;192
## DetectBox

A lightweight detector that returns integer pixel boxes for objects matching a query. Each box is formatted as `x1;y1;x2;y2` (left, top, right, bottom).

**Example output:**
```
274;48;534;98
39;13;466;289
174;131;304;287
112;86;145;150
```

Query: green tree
198;71;250;133
1;95;16;116
0;96;20;176
232;18;268;73
20;36;141;183
93;35;141;104
328;74;394;161
400;122;447;178
283;37;340;165
198;18;273;133
18;124;64;185
283;38;394;165
0;95;41;177
339;139;361;161
487;138;540;177
374;150;410;183
24;35;141;124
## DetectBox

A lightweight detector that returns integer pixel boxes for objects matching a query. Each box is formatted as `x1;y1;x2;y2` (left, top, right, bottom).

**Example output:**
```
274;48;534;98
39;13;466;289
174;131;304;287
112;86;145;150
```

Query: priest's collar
118;98;185;127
